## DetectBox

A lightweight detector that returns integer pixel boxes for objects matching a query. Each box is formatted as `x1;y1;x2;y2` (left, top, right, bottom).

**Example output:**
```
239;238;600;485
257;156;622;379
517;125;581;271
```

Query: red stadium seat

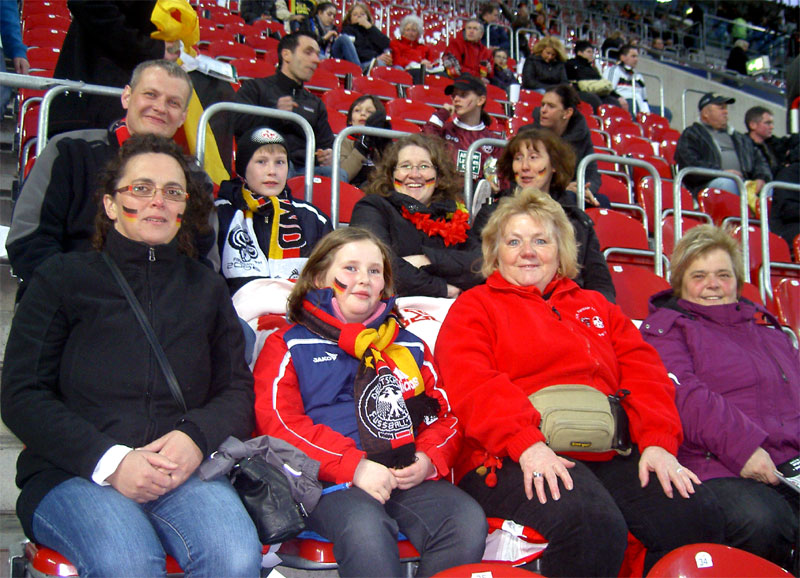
278;532;420;573
508;115;532;136
484;98;507;119
600;172;633;204
387;117;422;134
604;118;642;138
22;1;70;19
244;34;279;55
611;133;656;157
208;40;256;62
590;129;610;148
197;28;236;46
577;100;594;119
23;27;67;49
26;46;61;72
322;88;363;114
636;111;670;140
318;58;363;85
370;67;414;91
637;176;701;234
288;176;364;224
485;83;507;104
598;103;629;120
231;57;264;81
514;100;535;119
406;85;450;107
774;278;800;337
627;154;672;185
587;208;659;270
657;127;681;142
697;187;750;227
517;89;543;108
609;264;670;320
306;69;342;95
793;235;800;262
661;215;708;257
351;76;399;100
658;138;677;164
22;13;71;32
385;99;436;125
731;224;798;293
423;75;452;91
647;543;791;577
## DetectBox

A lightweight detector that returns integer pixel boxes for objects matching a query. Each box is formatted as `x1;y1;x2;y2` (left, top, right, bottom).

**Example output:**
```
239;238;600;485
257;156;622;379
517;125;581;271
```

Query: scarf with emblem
298;296;440;468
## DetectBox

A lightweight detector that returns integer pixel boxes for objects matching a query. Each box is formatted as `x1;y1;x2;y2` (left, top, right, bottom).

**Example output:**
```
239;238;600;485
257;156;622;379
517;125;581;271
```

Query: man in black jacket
232;32;335;178
675;92;772;196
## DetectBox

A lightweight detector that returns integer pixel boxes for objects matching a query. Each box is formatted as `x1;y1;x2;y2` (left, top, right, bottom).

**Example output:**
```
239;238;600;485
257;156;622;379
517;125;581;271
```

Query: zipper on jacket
148;247;155;262
144;250;158;441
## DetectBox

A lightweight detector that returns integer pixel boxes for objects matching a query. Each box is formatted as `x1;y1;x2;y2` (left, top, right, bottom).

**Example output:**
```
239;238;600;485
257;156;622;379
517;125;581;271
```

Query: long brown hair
287;227;394;323
497;128;576;193
365;133;462;204
92;134;212;256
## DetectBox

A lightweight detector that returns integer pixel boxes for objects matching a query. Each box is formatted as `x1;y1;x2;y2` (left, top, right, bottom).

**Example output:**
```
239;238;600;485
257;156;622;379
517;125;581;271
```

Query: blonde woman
521;36;568;92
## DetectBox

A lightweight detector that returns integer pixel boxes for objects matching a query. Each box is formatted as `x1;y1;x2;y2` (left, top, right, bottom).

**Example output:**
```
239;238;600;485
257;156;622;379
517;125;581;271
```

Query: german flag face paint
512;140;554;193
121;205;139;221
392;146;437;206
333;278;348;293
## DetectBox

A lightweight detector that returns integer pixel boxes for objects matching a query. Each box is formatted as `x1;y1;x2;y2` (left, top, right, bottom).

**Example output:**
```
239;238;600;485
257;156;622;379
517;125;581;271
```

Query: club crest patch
358;370;413;440
576;306;607;337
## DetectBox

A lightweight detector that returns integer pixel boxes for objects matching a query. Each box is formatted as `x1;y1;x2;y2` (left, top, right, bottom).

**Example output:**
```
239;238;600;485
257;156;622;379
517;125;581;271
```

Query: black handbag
230;456;307;544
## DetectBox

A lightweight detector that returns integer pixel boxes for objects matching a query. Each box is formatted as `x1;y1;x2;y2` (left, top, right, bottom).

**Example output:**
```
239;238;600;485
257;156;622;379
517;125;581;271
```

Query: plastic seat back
321;88;363;114
385;99;436;124
647;543;791;577
352;76;399;100
287;176;365;225
610;264;670;320
774;278;800;337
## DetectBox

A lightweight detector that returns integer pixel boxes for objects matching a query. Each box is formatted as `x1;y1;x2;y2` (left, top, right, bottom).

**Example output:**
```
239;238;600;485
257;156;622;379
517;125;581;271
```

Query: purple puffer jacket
640;289;800;481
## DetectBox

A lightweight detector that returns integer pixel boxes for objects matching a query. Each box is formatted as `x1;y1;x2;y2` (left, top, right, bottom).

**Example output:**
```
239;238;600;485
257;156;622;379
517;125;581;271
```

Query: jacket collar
486;269;577;299
648;287;770;327
275;70;304;91
304;287;397;329
386;189;458;218
104;226;180;268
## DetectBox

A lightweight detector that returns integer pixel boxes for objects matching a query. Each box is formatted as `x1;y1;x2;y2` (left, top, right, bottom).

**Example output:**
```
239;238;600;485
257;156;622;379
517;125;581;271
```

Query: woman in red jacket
390;15;434;71
436;188;724;576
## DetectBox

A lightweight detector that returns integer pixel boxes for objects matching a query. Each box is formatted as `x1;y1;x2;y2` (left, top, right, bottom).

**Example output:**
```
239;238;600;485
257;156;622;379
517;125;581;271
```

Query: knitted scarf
298;295;440;468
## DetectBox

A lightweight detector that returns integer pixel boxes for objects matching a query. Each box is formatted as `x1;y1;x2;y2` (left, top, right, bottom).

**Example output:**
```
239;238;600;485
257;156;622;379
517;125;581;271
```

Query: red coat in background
390;37;434;69
444;36;493;79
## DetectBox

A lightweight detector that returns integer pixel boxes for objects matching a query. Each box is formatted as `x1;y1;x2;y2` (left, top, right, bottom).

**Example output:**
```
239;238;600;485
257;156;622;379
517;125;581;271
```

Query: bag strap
102;252;188;414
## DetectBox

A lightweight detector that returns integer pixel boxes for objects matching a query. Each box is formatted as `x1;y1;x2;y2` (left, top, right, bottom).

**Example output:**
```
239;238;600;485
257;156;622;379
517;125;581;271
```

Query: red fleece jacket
435;271;682;483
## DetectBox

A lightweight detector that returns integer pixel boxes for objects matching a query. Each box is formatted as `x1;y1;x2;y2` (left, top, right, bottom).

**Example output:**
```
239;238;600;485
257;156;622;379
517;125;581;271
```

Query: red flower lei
401;205;470;246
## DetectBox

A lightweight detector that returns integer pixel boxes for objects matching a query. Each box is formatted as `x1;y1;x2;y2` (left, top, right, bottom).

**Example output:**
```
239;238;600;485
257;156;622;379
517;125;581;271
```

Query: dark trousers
459;450;725;577
704;476;799;572
308;480;487;578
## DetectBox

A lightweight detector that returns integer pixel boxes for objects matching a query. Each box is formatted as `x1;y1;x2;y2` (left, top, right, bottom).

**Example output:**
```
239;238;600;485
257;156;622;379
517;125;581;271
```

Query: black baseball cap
445;74;487;96
698;92;735;111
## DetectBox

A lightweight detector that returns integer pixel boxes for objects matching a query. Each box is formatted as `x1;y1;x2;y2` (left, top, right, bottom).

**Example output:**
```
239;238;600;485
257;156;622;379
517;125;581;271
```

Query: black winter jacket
349;191;483;297
523;109;602;196
233;71;335;169
341;23;390;63
675;122;772;194
521;55;568;91
1;229;255;539
472;187;616;302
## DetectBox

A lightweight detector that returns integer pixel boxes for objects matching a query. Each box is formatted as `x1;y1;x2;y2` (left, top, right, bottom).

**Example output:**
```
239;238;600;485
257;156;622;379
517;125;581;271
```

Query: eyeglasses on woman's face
114;182;189;202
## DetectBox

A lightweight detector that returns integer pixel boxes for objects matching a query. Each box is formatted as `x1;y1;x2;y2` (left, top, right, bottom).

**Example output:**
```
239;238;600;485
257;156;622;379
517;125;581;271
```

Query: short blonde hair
669;225;744;298
481;187;578;279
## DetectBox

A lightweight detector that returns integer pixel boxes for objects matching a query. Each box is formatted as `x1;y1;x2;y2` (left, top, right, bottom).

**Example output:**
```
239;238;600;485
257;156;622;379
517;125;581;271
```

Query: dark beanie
235;127;288;177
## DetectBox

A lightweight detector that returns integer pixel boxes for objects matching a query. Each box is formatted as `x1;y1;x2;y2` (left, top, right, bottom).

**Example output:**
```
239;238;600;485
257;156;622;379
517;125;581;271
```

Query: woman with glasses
1;134;262;577
349;134;483;297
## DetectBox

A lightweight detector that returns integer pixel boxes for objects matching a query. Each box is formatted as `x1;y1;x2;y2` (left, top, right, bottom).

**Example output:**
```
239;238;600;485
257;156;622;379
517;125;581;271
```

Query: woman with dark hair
1;134;261;577
642;225;799;573
341;2;392;71
340;95;389;188
473;128;615;301
300;1;360;65
349;133;483;297
521;36;568;92
522;83;607;207
252;227;487;578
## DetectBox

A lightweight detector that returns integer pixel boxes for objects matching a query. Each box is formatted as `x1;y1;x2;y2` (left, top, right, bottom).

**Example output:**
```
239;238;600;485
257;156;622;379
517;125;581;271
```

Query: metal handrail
464;137;508;215
577;152;665;277
672;167;749;280
486;22;512;53
636;70;665;118
759;181;800;302
195;102;316;202
513;27;540;62
680;88;708;131
330;125;410;227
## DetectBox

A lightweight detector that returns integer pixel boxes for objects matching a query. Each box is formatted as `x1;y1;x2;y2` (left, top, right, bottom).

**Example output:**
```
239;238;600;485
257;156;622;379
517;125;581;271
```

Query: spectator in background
521;84;607;208
675;92;771;197
490;48;518;93
0;0;29;112
233;32;335;179
389;14;434;84
6;60;215;300
642;225;799;573
239;0;279;25
565;40;625;111
479;2;510;53
341;3;392;73
340;95;392;188
521;36;568;93
726;39;749;75
301;1;360;65
604;44;672;121
600;30;625;60
443;19;493;83
48;0;180;136
423;74;504;180
275;0;317;33
745;106;797;178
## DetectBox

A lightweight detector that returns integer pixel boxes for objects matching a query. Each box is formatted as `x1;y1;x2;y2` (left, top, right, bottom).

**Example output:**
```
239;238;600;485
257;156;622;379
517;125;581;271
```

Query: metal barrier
486;22;512;55
577;152;666;277
330;125;411;227
759;181;800;302
195;102;316;202
513;28;540;62
681;88;709;131
464;137;508;215
37;84;125;156
634;70;666;118
672;167;749;280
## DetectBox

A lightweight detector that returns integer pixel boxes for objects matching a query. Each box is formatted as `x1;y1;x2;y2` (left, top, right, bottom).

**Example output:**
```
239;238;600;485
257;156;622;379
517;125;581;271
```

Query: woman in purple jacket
641;225;799;573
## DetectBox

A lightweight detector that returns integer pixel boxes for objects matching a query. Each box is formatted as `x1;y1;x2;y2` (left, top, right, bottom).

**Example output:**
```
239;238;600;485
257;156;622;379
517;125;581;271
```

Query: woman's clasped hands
354;452;435;503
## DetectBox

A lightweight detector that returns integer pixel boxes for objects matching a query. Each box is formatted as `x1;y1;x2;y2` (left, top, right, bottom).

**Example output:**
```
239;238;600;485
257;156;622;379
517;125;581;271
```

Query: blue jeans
32;475;262;577
706;176;742;196
331;35;360;66
308;481;487;578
